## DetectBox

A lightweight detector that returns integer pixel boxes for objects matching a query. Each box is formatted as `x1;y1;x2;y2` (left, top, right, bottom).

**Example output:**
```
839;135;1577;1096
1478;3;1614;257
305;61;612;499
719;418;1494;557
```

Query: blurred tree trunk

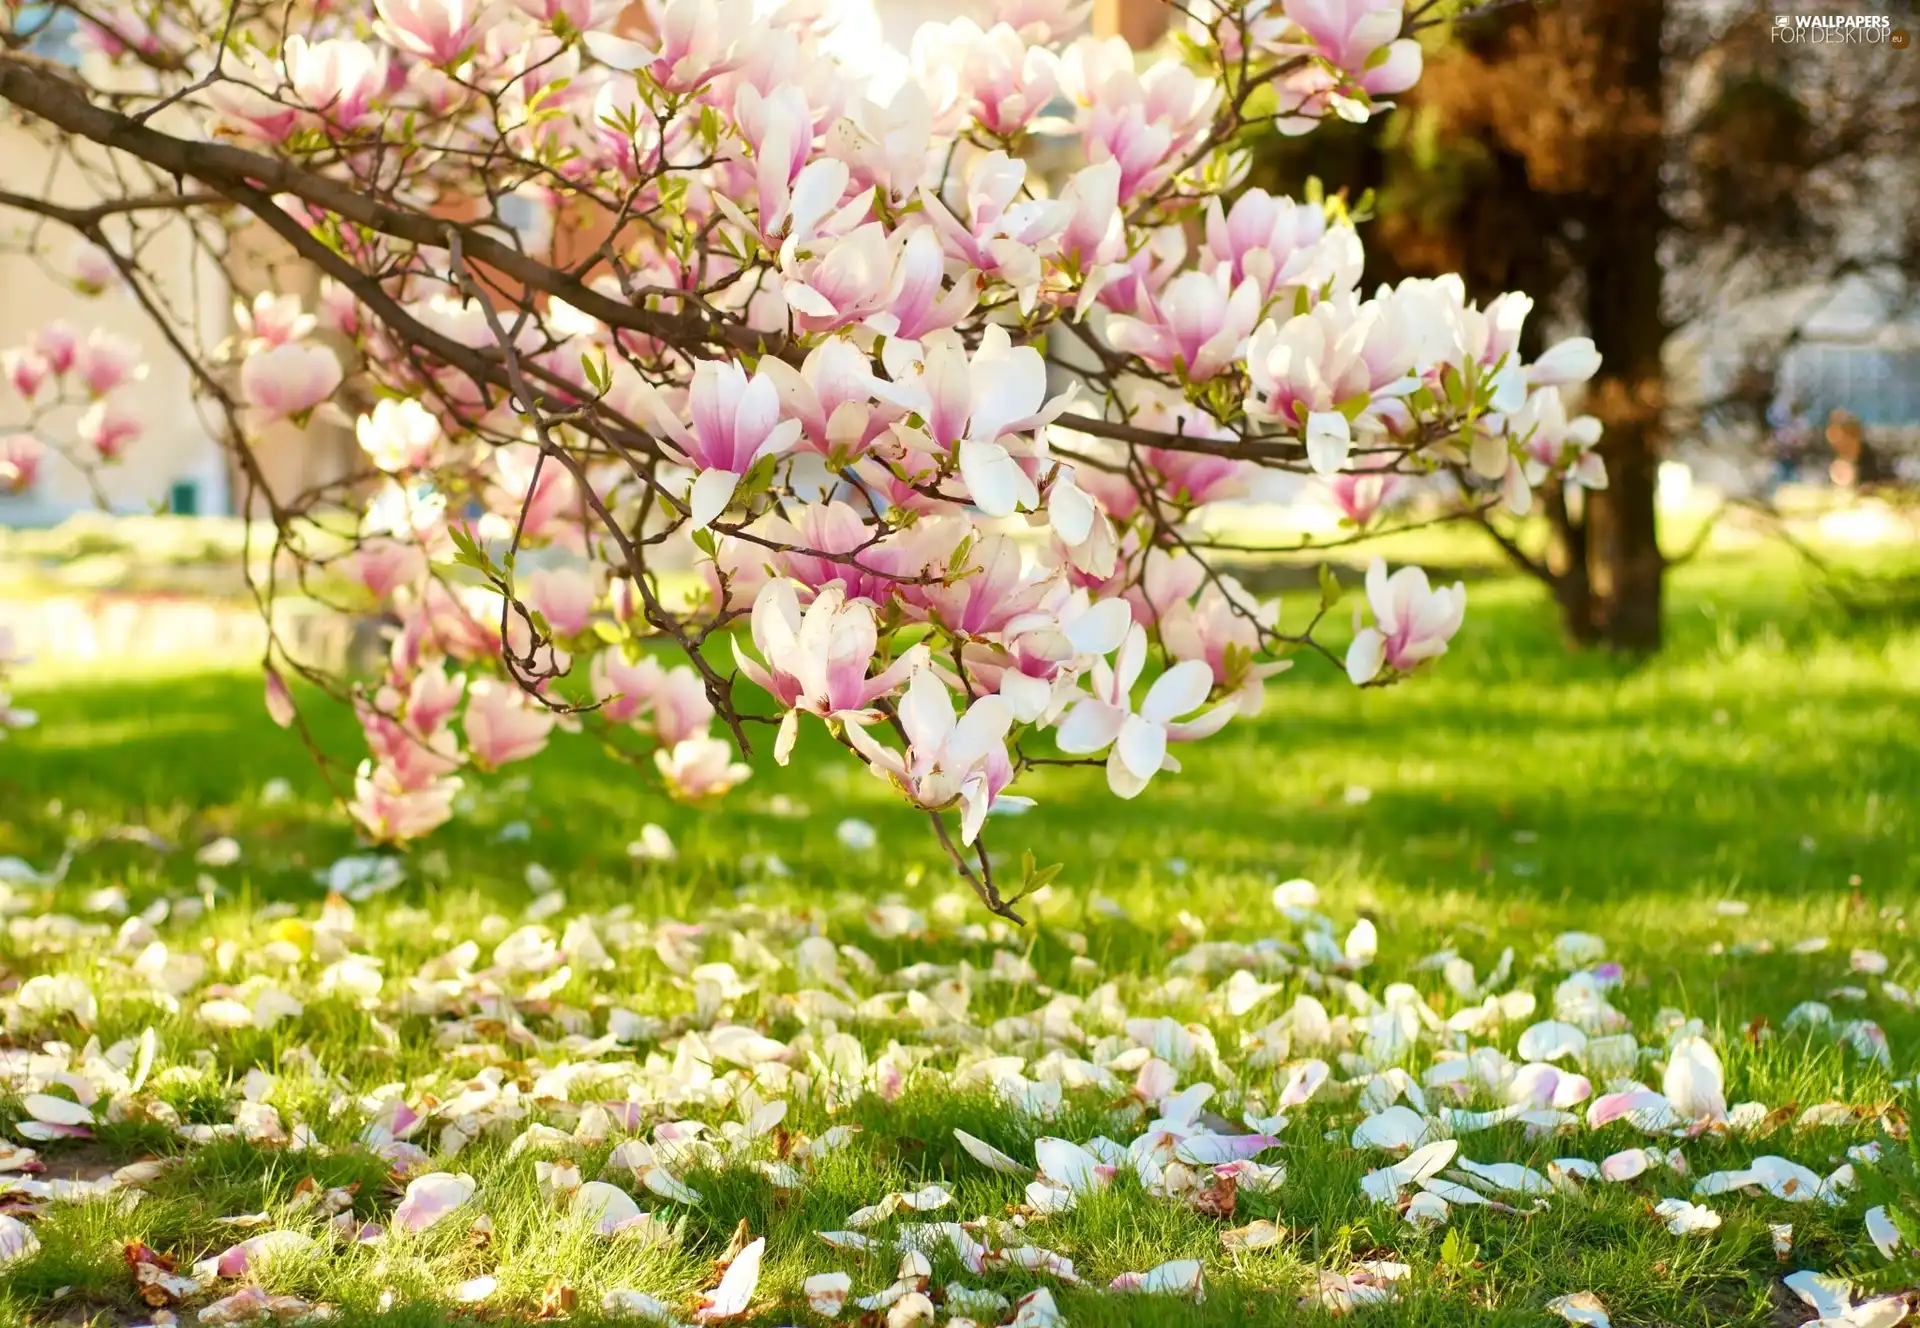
1577;0;1668;651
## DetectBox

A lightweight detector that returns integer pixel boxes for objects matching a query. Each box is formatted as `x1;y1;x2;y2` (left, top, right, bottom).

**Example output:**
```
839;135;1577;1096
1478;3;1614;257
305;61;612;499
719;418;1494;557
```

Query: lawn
0;555;1916;1327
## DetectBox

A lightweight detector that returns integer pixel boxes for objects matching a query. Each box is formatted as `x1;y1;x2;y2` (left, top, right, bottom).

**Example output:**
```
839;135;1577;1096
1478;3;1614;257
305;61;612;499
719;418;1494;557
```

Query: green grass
0;555;1916;1327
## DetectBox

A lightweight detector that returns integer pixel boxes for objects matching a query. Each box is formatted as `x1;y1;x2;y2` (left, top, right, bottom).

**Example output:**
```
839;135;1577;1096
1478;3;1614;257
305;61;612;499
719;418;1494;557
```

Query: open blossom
592;655;715;742
74;330;146;398
656;736;751;801
357;399;443;472
0;435;46;493
464;678;556;770
845;668;1019;844
733;580;921;763
922;19;1061;137
283;35;384;126
781;222;908;336
870;324;1071;518
234;292;316;352
1068;40;1221;202
1328;455;1402;525
1160;579;1290;715
241;342;343;420
1106;268;1260;382
626;360;802;529
1345;558;1466;685
759;340;889;460
921;151;1072;312
350;762;460;842
1272;0;1424;134
584;0;745;92
1514;387;1607;493
1244;298;1422;474
524;566;598;638
374;0;498;65
1056;623;1235;798
2;348;51;401
1203;192;1360;303
77;398;141;460
1529;336;1603;387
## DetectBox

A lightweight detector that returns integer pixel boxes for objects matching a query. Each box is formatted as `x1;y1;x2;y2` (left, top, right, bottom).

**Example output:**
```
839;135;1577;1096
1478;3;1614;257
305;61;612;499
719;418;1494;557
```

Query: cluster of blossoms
0;0;1606;902
0;238;153;487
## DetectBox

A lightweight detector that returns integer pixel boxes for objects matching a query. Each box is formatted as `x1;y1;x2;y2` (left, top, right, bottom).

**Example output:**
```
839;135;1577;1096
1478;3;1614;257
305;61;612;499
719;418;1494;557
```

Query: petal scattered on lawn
393;1172;476;1233
1653;1197;1721;1236
694;1235;763;1322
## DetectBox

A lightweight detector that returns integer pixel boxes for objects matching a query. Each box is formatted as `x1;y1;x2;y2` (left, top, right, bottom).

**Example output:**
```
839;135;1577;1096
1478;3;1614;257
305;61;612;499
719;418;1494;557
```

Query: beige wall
0;109;235;523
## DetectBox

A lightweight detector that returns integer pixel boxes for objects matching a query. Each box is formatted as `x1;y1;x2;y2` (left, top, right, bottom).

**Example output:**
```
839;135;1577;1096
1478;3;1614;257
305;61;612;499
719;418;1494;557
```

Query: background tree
1259;0;1920;649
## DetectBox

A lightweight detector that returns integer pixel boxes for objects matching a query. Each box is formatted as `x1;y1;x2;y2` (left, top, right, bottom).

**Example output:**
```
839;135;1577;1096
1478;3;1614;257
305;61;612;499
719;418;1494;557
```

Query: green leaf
1318;563;1342;611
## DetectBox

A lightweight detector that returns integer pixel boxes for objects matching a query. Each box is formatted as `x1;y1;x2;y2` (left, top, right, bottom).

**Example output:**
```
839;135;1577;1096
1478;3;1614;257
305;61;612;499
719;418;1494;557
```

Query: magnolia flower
1;434;46;493
1327;457;1401;526
68;238;118;294
920;151;1072;312
283;35;384;126
234;292;316;352
1202;189;1347;302
357;399;443;472
1272;0;1424;133
464;678;556;770
870;325;1071;517
241;342;343;421
583;0;746;92
626;360;802;528
845;668;1020;843
1513;387;1607;494
1245;299;1420;474
1529;335;1602;387
1345;559;1466;684
1069;41;1221;201
73;330;145;398
1107;269;1260;382
2;348;51;401
1056;623;1234;797
349;762;461;842
524;566;598;638
77;398;141;460
656;735;752;801
1159;579;1289;715
733;580;921;762
374;0;498;65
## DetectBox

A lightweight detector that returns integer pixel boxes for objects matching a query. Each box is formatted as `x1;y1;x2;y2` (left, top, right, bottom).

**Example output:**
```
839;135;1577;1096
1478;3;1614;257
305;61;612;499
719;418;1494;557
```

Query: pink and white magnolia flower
921;151;1072;312
1514;386;1607;494
2;348;52;401
241;342;343;420
1203;191;1360;303
73;330;146;398
584;0;746;92
234;292;317;352
1327;455;1402;525
357;399;443;473
846;667;1020;843
31;322;78;376
283;35;384;126
68;238;118;294
994;0;1093;42
780;222;908;336
1529;335;1603;387
464;678;556;770
77;398;141;460
1056;623;1235;798
733;580;922;762
1107;268;1261;382
759;340;889;460
870;325;1072;517
0;435;45;493
656;735;752;801
1244;298;1423;474
1345;558;1466;685
349;763;461;842
1159;578;1289;715
374;0;499;65
627;360;802;528
592;656;714;743
1272;0;1424;134
1067;40;1221;202
524;566;598;638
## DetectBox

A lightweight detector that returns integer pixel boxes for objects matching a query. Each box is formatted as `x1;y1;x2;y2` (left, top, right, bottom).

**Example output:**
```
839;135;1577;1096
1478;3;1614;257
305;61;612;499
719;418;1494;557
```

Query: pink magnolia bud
264;666;298;728
68;239;118;294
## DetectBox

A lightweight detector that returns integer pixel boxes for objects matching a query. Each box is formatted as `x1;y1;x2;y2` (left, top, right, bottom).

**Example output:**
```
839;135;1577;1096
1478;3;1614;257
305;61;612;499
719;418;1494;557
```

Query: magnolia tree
0;0;1604;918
